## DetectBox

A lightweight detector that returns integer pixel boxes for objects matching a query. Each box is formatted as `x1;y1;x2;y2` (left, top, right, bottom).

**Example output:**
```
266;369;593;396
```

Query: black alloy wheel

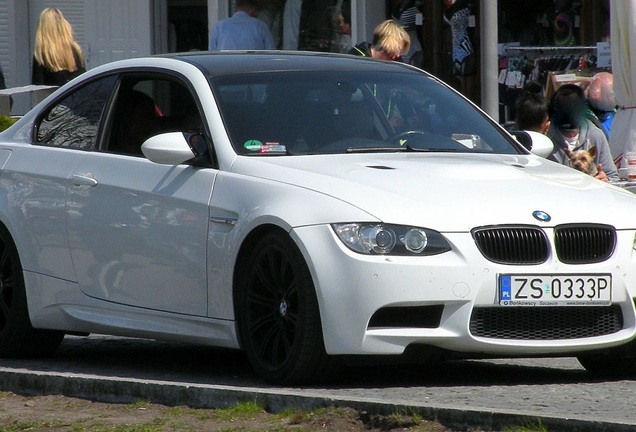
236;232;338;384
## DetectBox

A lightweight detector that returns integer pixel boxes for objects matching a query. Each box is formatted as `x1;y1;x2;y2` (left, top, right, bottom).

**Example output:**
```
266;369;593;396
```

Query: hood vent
366;165;395;170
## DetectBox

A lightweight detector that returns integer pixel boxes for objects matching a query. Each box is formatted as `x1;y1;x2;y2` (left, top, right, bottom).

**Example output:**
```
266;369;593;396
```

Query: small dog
564;145;598;176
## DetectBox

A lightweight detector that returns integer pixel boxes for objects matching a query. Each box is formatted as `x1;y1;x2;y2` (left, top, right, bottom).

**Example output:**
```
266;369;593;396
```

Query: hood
231;153;636;231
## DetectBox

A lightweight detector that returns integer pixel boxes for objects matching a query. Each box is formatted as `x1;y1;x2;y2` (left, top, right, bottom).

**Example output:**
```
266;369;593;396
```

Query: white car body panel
295;223;636;354
0;143;83;280
24;270;239;348
205;170;378;319
66;152;214;316
229;153;636;230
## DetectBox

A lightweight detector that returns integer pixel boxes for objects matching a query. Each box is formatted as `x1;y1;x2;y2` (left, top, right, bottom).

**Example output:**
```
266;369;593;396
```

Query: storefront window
232;0;352;52
496;0;613;124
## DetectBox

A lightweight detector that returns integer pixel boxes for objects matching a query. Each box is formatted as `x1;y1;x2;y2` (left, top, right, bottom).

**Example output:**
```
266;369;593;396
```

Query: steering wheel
386;130;428;146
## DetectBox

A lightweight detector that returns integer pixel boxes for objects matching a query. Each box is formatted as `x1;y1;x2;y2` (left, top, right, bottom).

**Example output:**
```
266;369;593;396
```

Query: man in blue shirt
209;0;276;50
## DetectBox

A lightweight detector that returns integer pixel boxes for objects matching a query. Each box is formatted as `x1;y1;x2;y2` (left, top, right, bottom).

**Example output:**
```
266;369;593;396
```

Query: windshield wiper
346;146;412;153
346;145;460;153
412;147;461;152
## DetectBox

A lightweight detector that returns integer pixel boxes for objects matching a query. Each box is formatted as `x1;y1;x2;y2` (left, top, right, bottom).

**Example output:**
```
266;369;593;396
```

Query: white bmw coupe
0;51;635;384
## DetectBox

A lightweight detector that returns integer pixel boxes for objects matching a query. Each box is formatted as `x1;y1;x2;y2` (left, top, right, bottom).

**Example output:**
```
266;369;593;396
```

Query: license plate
499;274;611;306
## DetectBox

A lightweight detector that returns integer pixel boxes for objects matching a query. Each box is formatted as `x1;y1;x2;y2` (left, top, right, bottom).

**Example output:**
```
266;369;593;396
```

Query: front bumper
292;225;636;356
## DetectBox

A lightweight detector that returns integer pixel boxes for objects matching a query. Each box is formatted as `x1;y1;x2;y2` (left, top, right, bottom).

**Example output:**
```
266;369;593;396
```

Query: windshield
212;69;522;156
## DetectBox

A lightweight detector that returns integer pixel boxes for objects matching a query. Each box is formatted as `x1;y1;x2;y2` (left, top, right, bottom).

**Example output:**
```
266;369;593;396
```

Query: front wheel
0;229;64;358
236;232;339;384
578;351;636;378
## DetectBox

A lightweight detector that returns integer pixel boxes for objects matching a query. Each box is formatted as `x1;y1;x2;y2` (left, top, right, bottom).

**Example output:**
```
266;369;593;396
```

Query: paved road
0;334;635;431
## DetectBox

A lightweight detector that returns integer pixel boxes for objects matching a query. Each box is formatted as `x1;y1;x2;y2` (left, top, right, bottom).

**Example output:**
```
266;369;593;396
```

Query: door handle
71;174;98;187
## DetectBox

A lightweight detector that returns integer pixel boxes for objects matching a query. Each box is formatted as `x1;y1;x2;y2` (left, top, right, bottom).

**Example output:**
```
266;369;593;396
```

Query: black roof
161;50;418;77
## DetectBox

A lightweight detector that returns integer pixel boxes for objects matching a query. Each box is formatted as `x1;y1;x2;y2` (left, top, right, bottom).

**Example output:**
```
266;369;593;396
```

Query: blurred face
554;88;585;131
372;48;400;61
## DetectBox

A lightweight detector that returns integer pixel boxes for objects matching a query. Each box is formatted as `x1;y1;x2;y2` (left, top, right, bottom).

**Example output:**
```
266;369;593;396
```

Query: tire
236;232;339;384
0;229;64;358
578;352;636;378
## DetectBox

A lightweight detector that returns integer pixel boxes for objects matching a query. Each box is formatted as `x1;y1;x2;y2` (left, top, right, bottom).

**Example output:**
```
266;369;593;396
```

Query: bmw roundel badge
532;210;551;222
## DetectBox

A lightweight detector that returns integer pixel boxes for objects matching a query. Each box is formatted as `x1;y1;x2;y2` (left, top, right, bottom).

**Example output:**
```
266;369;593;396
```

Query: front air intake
470;305;623;340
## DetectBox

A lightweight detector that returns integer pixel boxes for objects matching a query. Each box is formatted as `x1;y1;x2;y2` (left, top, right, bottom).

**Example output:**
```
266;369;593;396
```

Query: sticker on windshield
244;139;263;151
260;143;286;153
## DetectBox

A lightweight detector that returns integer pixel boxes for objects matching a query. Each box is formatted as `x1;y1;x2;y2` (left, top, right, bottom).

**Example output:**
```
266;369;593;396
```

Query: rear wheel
236;232;339;384
0;229;64;357
577;351;636;378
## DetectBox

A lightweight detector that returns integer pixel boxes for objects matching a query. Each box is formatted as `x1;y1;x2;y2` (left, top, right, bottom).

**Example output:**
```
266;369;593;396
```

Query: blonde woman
32;8;85;86
348;19;410;62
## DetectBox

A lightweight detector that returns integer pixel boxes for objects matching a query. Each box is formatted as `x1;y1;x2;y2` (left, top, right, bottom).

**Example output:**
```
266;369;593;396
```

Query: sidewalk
0;335;634;432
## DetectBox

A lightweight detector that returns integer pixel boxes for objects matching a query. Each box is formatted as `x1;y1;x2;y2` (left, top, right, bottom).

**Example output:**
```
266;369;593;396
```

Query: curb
0;368;635;431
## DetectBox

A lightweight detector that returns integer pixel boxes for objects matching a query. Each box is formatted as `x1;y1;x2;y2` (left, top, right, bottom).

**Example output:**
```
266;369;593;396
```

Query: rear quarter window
36;76;116;150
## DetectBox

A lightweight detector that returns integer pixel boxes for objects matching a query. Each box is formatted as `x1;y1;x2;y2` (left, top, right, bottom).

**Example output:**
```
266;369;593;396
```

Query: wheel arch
231;224;340;383
0;220;20;263
0;216;65;357
0;205;48;278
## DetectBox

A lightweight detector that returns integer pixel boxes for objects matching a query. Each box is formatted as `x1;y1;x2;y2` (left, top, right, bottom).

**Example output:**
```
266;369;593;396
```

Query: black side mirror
509;130;532;151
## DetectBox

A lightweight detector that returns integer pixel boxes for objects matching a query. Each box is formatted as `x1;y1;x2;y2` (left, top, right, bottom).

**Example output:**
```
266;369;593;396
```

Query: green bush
0;115;16;132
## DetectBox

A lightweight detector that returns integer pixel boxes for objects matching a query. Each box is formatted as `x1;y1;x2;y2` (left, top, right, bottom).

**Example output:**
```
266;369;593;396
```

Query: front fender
206;171;377;320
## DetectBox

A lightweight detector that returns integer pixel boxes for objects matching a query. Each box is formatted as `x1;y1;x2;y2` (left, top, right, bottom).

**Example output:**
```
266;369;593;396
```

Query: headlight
332;223;451;256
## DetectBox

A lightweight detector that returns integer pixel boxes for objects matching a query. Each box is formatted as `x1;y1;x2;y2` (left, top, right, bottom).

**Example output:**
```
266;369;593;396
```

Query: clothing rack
498;45;600;123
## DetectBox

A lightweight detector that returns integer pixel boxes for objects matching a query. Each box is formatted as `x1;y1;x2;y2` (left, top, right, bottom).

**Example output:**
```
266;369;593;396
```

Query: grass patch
125;400;153;411
504;419;548;432
0;419;65;432
213;400;265;421
0;392;568;432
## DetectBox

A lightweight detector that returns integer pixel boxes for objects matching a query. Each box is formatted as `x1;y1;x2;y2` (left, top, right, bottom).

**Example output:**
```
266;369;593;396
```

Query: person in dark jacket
348;19;410;62
349;20;411;131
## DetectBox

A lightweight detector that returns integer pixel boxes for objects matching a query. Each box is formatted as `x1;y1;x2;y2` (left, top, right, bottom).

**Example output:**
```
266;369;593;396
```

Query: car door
9;75;119;283
66;73;214;316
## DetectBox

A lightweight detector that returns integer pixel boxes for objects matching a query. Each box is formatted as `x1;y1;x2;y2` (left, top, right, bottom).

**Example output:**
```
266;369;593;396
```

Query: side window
36;76;116;150
108;76;205;157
